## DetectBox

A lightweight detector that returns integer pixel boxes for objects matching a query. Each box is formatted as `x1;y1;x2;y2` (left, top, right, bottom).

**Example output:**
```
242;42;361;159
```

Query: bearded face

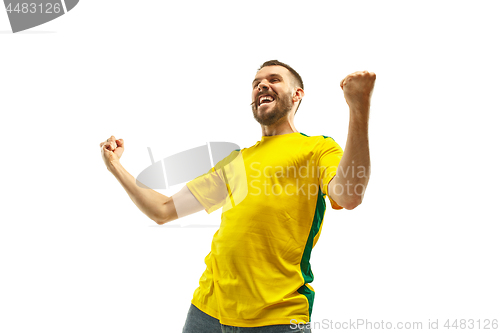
251;89;294;126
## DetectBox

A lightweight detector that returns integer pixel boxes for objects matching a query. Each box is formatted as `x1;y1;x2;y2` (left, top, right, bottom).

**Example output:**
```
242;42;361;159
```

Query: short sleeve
186;150;240;214
316;136;344;210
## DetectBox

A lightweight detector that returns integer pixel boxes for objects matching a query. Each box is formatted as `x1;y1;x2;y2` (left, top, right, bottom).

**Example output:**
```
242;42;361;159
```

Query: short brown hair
258;60;304;114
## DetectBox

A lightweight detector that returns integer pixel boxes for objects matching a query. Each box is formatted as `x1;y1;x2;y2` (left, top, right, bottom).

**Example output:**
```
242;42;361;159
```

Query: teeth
259;95;274;105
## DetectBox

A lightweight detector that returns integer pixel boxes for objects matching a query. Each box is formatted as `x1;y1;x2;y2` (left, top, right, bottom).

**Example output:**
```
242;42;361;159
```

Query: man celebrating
100;60;375;332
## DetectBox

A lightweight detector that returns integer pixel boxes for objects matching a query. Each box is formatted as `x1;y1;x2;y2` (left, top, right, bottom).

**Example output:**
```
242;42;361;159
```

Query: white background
1;1;499;332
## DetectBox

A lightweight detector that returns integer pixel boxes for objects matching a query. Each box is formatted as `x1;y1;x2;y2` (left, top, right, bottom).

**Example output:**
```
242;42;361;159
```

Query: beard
251;91;294;126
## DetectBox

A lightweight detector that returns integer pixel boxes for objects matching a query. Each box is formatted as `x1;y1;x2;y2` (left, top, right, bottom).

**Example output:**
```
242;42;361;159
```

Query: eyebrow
252;73;284;86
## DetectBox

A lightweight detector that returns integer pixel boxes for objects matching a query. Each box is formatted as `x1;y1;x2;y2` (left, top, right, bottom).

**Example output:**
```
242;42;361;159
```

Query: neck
260;116;298;136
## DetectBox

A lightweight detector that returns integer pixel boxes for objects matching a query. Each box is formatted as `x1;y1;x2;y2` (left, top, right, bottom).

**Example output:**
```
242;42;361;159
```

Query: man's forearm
108;160;171;224
334;105;371;207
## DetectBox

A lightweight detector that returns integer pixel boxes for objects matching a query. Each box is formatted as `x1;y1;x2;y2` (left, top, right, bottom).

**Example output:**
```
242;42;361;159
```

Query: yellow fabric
186;132;344;327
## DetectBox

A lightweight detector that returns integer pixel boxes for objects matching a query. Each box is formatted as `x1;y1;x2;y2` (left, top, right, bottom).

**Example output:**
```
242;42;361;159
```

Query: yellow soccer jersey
186;132;344;327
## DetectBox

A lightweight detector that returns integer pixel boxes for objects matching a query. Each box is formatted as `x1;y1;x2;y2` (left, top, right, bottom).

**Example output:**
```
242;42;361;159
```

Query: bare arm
109;160;205;224
328;71;375;210
100;136;206;224
328;108;370;210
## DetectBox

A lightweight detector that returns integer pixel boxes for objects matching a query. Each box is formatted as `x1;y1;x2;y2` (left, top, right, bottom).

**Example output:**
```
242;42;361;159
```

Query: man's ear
293;87;305;104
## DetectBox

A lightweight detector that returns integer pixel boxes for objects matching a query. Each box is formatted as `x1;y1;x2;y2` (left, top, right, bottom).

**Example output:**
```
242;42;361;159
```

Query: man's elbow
154;212;176;225
152;209;171;225
328;178;367;211
152;213;167;225
339;196;363;210
154;197;178;225
154;217;167;225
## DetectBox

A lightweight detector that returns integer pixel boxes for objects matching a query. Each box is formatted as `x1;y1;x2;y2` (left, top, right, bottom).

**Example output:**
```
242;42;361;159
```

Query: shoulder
298;132;340;148
298;134;343;161
298;132;336;141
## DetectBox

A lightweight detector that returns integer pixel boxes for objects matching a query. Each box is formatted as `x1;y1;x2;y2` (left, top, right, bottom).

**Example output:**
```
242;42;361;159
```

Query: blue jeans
182;303;312;333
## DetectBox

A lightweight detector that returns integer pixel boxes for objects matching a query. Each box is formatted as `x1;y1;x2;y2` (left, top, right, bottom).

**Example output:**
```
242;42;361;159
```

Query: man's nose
258;81;270;91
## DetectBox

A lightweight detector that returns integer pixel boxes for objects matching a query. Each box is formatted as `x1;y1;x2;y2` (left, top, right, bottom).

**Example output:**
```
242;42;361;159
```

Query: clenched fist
340;70;376;111
100;135;124;171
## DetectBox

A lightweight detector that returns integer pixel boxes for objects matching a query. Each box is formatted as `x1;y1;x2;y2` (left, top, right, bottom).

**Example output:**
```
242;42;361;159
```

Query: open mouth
258;94;275;107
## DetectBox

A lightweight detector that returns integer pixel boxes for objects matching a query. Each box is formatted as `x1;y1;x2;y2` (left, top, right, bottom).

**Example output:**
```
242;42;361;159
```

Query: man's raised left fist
340;70;376;110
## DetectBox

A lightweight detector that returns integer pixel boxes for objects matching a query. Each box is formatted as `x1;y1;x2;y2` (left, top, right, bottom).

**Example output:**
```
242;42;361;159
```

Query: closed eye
253;79;280;89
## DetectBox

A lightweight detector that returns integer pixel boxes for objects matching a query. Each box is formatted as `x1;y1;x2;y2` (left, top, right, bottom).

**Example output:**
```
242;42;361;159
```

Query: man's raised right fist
100;135;124;171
